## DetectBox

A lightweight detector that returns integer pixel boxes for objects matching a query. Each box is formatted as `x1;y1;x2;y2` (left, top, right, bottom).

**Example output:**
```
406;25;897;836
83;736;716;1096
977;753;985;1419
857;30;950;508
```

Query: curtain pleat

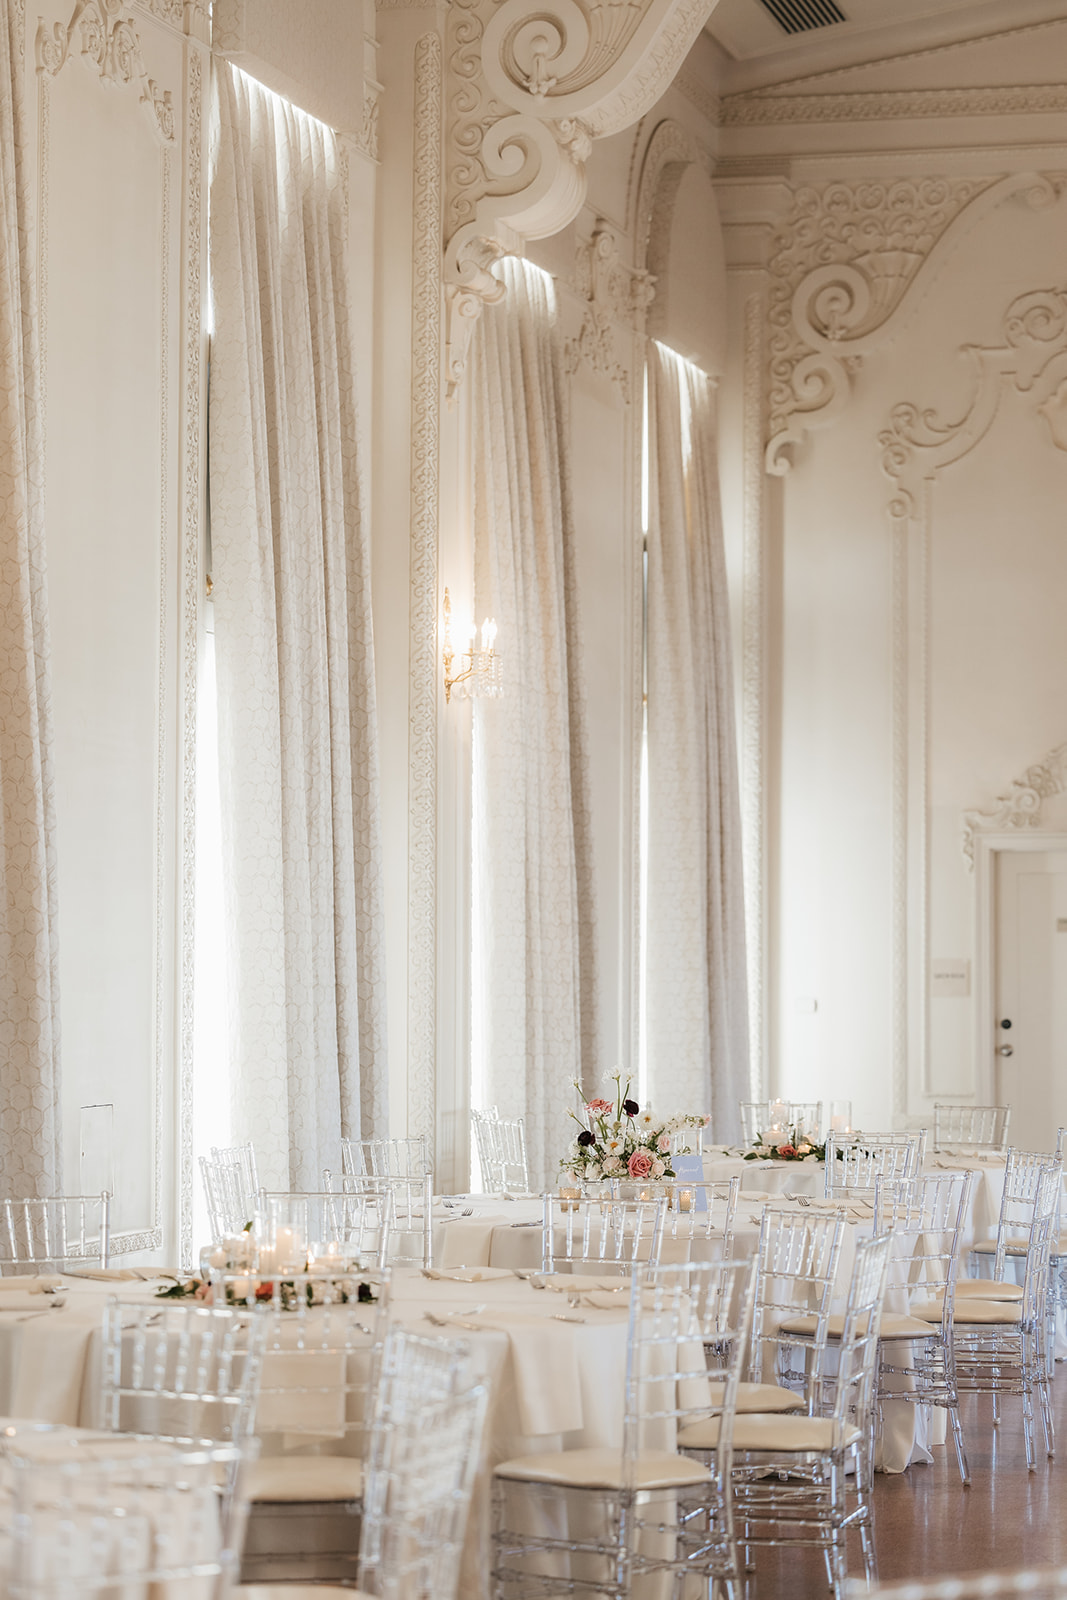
0;0;61;1195
208;63;387;1190
471;258;599;1191
645;341;748;1142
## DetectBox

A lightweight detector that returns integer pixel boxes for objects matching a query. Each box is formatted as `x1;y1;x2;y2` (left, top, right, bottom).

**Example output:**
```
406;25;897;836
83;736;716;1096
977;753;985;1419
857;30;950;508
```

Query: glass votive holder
558;1184;580;1213
829;1100;853;1135
677;1187;693;1214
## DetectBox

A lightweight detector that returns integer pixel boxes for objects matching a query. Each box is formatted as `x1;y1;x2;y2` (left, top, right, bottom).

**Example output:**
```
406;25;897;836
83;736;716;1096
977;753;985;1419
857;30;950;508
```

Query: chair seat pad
956;1279;1024;1301
971;1240;1027;1256
912;1298;1022;1326
240;1590;368;1598
493;1447;710;1491
679;1414;861;1453
734;1381;805;1414
780;1312;928;1340
246;1454;364;1503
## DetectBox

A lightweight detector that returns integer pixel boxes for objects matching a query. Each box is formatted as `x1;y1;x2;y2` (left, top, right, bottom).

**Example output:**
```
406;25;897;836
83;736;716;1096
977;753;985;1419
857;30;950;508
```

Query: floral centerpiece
737;1126;827;1163
157;1272;378;1307
561;1072;708;1183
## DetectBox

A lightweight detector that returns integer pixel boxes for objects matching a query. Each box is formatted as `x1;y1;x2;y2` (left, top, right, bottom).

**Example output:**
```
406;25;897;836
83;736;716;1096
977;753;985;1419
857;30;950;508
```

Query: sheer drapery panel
0;0;61;1193
644;341;747;1142
208;62;387;1190
470;257;599;1191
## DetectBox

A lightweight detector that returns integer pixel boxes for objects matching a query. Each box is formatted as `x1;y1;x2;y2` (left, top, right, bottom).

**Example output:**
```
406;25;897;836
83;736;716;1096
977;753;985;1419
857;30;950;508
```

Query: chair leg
948;1403;971;1486
1022;1386;1037;1471
1038;1376;1056;1459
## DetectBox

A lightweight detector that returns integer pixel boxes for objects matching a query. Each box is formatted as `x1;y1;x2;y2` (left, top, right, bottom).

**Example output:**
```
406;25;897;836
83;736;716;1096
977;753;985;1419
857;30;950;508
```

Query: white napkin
421;1266;515;1284
61;1267;167;1282
0;1277;60;1294
540;1273;629;1293
0;1294;54;1313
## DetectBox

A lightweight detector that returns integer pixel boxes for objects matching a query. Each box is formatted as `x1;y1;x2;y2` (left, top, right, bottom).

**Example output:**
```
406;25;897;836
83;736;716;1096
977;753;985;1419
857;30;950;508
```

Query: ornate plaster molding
407;32;443;1155
36;0;176;142
443;0;717;395
879;276;1067;520
673;66;720;128
723;83;1067;128
962;745;1067;868
765;172;1066;475
563;220;652;398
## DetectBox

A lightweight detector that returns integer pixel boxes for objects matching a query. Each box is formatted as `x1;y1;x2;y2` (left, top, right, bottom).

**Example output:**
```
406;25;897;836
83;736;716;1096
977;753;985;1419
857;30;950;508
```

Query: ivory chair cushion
956;1279;1024;1301
246;1455;364;1502
728;1381;805;1414
779;1311;938;1340
911;1297;1022;1325
678;1413;861;1452
494;1447;710;1491
971;1239;1027;1256
240;1590;368;1599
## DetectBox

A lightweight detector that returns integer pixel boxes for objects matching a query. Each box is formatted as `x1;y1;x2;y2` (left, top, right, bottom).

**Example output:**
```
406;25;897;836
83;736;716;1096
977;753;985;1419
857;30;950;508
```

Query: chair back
789;1102;824;1141
0;1194;110;1273
541;1195;664;1275
214;1267;391;1461
258;1188;391;1269
324;1171;433;1268
750;1206;845;1405
874;1171;972;1338
660;1176;740;1258
342;1136;433;1180
101;1301;268;1451
828;1233;893;1447
982;1148;1061;1277
471;1108;530;1193
358;1327;486;1600
933;1102;1011;1151
6;1433;250;1599
824;1134;920;1198
626;1260;754;1566
201;1154;256;1243
738;1101;771;1148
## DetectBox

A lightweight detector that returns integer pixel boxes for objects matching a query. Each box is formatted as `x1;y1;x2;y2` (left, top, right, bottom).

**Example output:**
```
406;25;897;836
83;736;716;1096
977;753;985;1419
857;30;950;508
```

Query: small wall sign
931;958;971;998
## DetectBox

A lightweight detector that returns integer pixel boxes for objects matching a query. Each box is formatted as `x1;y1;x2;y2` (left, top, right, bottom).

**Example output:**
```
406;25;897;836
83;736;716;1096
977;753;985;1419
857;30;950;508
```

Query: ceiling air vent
757;0;847;34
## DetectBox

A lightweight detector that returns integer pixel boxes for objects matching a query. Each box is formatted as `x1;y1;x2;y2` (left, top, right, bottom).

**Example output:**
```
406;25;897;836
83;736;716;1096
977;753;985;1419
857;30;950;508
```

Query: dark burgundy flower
623;1099;640;1117
577;1130;596;1147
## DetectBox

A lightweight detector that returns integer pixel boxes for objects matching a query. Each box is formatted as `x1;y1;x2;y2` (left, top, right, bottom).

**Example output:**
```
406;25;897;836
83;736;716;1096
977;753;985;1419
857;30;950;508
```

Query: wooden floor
750;1381;1067;1598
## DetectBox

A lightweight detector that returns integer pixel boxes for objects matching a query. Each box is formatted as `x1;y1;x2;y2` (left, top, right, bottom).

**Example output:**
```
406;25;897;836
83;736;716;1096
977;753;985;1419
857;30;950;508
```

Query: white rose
803;1153;820;1163
603;1155;621;1174
651;1159;665;1178
586;1163;602;1180
797;1142;811;1155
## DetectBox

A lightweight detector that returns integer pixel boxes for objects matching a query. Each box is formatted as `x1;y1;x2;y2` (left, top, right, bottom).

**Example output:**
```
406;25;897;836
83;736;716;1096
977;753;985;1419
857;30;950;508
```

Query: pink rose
628;1150;654;1179
586;1098;613;1115
777;1144;796;1158
656;1133;671;1153
193;1281;214;1304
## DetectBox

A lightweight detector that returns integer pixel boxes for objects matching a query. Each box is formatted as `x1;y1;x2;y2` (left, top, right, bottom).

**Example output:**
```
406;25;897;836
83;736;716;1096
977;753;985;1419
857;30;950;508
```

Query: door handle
996;1044;1014;1057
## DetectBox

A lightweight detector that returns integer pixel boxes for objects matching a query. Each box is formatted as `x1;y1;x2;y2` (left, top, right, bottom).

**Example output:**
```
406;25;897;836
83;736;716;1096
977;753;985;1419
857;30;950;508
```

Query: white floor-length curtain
470;257;599;1191
0;0;61;1194
208;63;387;1190
644;341;748;1143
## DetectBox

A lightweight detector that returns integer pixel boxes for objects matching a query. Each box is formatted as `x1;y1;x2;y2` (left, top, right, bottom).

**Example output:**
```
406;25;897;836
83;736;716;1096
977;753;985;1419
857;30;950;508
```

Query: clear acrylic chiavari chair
210;1266;392;1568
933;1102;1011;1152
322;1170;432;1269
659;1175;740;1262
100;1300;268;1507
492;1259;755;1600
341;1135;433;1180
752;1206;847;1412
357;1326;485;1600
946;1164;1060;1470
471;1107;530;1194
0;1194;110;1273
201;1151;258;1243
966;1146;1060;1291
872;1170;974;1484
729;1232;893;1600
5;1432;251;1600
541;1195;665;1277
824;1134;922;1200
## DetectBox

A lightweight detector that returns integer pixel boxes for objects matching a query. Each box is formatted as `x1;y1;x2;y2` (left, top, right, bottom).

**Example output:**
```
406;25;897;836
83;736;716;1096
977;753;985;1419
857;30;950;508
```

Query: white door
995;849;1067;1149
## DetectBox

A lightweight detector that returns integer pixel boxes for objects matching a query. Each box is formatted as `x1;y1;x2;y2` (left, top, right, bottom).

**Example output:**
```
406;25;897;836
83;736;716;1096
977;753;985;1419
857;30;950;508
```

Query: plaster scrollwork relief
879;279;1067;521
765;173;1066;475
36;0;176;142
962;745;1067;868
443;0;717;396
563;221;653;399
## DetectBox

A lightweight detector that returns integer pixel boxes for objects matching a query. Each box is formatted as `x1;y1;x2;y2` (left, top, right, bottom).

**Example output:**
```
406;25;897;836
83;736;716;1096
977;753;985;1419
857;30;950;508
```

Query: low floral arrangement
736;1127;828;1163
156;1273;377;1307
561;1071;709;1183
